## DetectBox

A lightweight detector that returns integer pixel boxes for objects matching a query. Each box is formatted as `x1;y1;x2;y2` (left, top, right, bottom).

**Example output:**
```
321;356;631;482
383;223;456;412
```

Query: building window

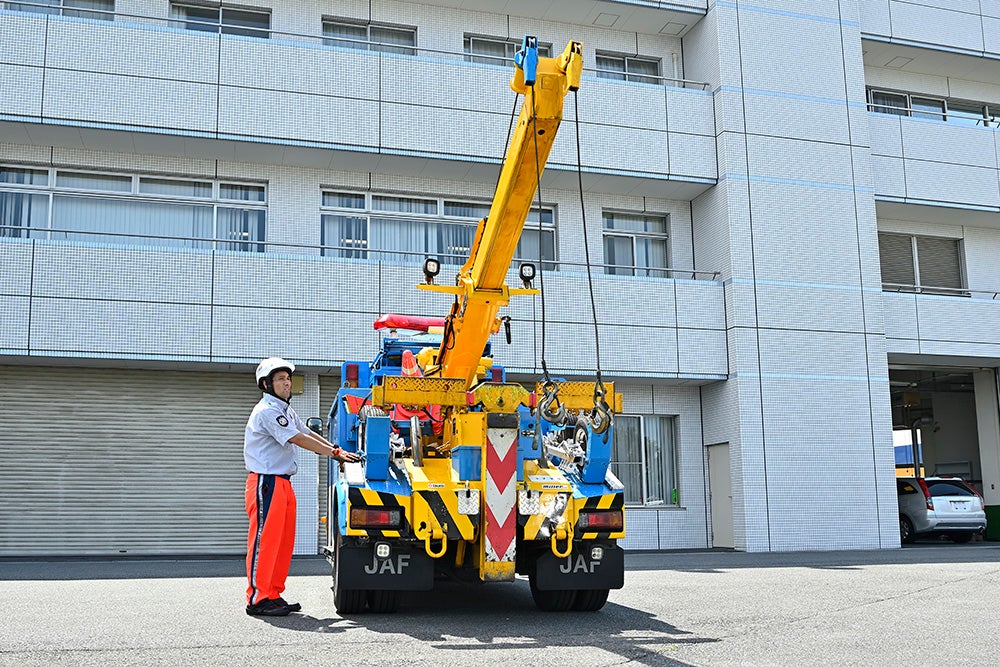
0;165;266;251
322;18;416;55
7;0;114;20
612;415;678;506
463;34;551;65
595;52;660;84
320;191;555;268
867;88;996;127
878;232;965;295
171;3;270;38
603;210;668;277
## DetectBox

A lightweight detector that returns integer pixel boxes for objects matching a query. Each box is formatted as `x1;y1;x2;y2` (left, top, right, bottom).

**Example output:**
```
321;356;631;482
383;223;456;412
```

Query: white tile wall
2;0;998;556
0;296;30;351
858;0;892;35
743;93;852;146
887;1;985;52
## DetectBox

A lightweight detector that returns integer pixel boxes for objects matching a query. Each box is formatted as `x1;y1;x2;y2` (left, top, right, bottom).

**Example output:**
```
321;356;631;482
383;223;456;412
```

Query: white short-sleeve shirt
244;393;309;475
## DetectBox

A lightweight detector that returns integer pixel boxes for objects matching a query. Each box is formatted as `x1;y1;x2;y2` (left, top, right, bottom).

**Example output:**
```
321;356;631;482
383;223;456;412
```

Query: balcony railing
0;224;721;281
882;283;981;298
1;1;710;90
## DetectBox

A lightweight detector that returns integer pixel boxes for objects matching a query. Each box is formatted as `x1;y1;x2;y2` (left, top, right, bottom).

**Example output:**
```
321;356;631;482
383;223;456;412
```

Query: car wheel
949;531;973;544
899;515;915;544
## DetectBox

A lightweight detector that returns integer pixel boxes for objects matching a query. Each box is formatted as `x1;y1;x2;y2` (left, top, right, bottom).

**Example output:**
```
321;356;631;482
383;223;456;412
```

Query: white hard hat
255;357;295;388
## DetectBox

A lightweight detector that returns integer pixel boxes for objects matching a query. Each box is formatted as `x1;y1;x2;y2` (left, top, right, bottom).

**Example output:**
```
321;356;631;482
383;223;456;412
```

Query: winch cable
531;91;570;426
572;90;611;426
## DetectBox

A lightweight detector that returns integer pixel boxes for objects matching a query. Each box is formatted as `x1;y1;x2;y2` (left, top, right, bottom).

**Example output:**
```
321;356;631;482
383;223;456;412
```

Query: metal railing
0;224;721;280
1;1;711;90
882;283;983;298
867;102;998;128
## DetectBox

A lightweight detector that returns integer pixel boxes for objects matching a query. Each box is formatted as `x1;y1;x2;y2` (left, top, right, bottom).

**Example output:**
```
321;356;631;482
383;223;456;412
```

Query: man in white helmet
243;357;361;617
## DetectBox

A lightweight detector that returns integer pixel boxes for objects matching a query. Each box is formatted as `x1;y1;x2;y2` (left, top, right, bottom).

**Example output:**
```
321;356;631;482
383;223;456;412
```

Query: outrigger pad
533;543;624;590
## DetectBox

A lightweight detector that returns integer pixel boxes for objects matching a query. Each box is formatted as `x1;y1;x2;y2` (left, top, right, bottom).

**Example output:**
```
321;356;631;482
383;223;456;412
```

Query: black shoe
275;597;302;613
246;598;291;617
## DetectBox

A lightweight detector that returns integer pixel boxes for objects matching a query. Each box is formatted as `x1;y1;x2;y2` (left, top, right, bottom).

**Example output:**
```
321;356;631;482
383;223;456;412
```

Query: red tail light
917;478;934;510
577;510;624;531
344;363;359;388
966;482;985;509
350;507;402;529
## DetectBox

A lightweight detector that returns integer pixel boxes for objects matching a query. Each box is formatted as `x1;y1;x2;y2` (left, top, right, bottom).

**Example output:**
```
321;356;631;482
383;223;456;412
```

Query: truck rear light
350;507;402;529
917;478;934;510
577;510;624;531
344;363;359;388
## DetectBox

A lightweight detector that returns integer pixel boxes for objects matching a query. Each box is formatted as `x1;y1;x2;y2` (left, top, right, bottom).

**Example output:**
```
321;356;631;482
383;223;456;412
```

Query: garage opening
889;365;999;540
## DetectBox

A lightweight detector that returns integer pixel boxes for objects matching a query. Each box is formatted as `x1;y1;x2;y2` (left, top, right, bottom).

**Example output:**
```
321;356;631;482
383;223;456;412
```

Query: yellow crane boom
419;38;583;388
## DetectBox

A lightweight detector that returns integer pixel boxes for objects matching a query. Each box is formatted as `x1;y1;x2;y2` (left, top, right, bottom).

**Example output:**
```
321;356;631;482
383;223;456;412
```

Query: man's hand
331;446;362;463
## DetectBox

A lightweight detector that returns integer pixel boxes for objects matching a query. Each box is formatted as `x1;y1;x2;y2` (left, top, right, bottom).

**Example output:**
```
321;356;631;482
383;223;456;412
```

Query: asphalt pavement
2;541;999;666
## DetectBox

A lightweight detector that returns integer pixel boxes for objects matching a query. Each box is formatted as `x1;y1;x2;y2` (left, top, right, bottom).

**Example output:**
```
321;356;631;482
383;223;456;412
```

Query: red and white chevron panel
484;426;518;563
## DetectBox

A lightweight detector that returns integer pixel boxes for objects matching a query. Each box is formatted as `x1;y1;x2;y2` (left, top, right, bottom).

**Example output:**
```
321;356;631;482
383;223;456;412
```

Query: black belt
254;473;292;480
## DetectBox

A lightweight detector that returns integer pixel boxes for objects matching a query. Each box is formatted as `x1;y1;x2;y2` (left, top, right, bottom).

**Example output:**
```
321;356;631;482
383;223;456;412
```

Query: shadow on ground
258;578;714;667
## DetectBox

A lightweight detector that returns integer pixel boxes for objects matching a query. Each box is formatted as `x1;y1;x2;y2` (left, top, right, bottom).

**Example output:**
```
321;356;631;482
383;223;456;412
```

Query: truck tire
332;508;367;615
572;588;609;611
529;574;577;611
367;590;400;613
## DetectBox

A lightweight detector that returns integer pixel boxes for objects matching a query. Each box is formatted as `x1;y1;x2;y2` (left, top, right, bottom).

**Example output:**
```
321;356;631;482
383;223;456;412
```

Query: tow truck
323;36;626;613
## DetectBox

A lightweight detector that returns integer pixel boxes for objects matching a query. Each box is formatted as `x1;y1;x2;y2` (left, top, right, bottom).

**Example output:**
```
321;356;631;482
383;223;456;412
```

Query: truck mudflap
336;543;435;591
533;542;624;591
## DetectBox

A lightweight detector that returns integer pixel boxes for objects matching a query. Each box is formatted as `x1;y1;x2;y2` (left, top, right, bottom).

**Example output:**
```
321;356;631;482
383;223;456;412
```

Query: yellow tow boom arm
419;38;583;388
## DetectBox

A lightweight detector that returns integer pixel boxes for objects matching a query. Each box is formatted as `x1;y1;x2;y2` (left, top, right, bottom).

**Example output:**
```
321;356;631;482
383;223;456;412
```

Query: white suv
897;477;987;544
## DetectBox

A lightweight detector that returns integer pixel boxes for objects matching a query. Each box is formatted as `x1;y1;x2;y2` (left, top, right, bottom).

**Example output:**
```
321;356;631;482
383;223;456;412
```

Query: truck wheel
367;590;400;613
529;574;577;611
572;589;609;611
332;509;367;614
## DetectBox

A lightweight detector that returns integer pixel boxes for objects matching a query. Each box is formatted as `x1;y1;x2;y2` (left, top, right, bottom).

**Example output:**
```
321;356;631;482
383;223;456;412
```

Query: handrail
867;102;997;128
882;283;984;298
0;223;721;280
1;2;711;90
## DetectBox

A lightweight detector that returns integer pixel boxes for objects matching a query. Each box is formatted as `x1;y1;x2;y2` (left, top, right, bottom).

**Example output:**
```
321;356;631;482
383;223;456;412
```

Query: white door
708;443;734;548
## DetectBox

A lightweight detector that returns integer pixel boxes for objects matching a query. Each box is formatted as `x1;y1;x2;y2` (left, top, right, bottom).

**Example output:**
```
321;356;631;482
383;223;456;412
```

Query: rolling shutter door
0;366;258;556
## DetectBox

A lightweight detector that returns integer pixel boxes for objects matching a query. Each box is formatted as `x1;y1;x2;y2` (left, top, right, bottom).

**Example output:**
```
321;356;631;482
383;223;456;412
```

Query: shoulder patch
276;415;289;427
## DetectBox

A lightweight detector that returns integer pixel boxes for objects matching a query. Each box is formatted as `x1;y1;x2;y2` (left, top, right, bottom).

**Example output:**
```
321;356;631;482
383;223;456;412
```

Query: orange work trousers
245;473;296;605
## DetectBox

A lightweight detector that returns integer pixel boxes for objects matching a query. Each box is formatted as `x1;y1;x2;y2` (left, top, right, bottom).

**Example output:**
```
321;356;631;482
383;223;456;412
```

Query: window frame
611;414;679;507
867;88;996;127
322;17;417;55
170;2;271;38
320;190;557;268
7;0;115;20
594;50;662;84
602;209;670;278
0;164;267;252
463;34;552;65
877;231;967;296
